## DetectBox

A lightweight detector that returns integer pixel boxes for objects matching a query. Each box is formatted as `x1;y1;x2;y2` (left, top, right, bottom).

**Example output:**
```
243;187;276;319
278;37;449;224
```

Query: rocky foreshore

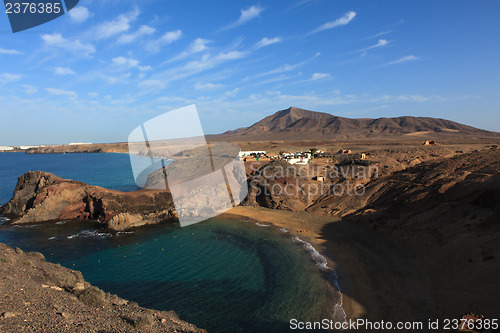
0;171;177;231
0;243;204;332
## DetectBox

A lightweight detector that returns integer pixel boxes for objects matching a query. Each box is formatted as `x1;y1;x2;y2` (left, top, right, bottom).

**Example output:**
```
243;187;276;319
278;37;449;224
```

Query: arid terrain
238;145;500;323
21;107;500;156
2;107;499;331
0;243;203;332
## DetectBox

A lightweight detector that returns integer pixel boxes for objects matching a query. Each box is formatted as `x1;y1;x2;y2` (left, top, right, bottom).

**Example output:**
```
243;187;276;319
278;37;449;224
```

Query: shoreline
237;214;346;323
221;206;435;324
220;207;360;320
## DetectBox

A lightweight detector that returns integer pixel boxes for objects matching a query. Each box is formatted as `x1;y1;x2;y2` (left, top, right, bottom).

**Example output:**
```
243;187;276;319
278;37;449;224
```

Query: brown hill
242;147;500;319
213;107;500;141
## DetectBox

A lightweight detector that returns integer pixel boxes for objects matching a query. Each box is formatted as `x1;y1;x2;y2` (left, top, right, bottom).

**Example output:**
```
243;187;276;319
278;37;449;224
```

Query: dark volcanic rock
0;171;177;231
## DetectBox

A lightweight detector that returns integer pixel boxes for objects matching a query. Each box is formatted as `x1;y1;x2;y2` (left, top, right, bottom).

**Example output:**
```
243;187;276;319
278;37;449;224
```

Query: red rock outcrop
0;171;176;231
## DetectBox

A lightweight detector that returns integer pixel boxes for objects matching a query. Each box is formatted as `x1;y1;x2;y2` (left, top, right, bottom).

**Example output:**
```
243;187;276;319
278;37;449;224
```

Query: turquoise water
0;152;336;332
0;152;142;204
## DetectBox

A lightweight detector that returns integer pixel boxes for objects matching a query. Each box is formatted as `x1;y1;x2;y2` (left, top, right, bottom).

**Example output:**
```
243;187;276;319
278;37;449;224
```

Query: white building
0;146;14;151
287;157;310;165
18;146;44;150
238;151;266;158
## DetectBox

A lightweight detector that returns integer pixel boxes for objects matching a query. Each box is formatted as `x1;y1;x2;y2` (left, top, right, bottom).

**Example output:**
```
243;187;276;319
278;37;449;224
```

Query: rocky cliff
243;147;500;319
0;171;176;231
315;149;500;318
0;243;204;332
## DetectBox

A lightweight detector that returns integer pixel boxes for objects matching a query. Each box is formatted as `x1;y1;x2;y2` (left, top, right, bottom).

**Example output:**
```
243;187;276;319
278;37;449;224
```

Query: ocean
0;152;337;332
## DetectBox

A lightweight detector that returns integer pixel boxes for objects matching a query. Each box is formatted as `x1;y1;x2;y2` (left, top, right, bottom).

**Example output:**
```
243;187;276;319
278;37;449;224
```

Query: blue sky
0;0;499;145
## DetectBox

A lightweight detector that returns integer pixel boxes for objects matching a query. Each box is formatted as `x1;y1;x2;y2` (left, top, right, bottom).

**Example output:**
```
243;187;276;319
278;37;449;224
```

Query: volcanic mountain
214;107;500;141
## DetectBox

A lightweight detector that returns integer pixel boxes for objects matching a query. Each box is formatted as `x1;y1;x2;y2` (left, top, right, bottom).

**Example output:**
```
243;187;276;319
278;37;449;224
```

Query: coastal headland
1;108;499;330
0;243;204;332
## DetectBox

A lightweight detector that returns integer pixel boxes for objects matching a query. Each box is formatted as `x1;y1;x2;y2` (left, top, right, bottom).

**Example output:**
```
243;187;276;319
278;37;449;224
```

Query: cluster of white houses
0;142;93;152
237;151;266;158
0;145;44;151
238;148;369;166
238;150;327;165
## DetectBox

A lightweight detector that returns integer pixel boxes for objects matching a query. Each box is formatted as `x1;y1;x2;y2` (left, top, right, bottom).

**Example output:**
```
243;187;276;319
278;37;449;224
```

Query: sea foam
67;230;111;239
292;235;347;325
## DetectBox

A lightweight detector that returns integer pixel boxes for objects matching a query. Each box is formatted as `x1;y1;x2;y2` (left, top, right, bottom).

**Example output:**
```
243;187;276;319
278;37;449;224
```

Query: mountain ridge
216;107;499;141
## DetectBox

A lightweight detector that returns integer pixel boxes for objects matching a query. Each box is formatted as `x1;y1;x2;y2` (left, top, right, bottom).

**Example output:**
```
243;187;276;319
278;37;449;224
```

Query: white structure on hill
287;157;310;165
238;151;266;158
0;145;45;151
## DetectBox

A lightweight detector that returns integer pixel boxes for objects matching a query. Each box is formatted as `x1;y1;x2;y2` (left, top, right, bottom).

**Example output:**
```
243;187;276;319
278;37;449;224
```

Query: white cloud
261;64;297;76
69;6;91;23
138;65;152;71
45;88;77;98
311;73;330;80
138;79;165;89
118;25;155;44
182;51;246;72
310;11;356;34
385;55;420;65
146;29;182;53
112;56;140;68
251;52;320;78
54;67;75;76
0;73;22;83
0;48;23;55
187;38;209;53
362;39;388;51
195;82;223;90
367;30;391;39
41;33;95;56
141;50;246;90
167;38;210;62
88;92;99;97
252;74;298;87
225;88;240;97
160;30;183;43
221;5;264;31
21;84;38;94
94;8;139;40
359;39;389;56
237;5;264;24
255;37;281;48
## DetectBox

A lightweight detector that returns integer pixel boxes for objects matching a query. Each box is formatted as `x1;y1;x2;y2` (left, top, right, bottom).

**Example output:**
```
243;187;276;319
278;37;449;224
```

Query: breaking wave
0;216;10;225
292;235;346;325
67;230;112;239
116;231;134;236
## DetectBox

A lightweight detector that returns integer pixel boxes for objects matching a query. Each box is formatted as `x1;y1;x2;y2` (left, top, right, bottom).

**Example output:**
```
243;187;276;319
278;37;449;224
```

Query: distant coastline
3;107;499;156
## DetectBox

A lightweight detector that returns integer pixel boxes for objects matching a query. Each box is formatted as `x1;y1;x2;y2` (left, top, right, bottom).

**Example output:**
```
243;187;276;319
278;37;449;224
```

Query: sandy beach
222;206;435;325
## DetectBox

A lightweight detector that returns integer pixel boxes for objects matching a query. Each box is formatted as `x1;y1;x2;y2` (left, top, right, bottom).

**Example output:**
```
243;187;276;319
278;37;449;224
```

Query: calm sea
0;152;336;332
